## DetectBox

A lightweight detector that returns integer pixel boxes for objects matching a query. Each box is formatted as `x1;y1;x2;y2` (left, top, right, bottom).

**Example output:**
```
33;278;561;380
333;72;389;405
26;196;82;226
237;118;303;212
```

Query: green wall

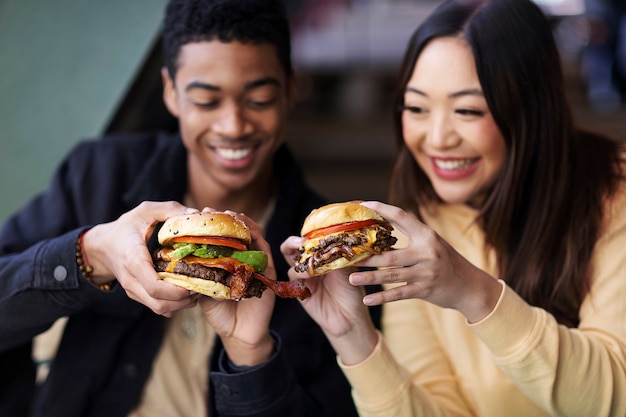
0;0;167;223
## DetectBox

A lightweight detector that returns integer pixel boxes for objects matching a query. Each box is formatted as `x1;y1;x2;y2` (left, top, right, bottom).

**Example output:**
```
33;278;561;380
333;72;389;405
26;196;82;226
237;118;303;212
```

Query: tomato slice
171;236;247;251
304;219;379;239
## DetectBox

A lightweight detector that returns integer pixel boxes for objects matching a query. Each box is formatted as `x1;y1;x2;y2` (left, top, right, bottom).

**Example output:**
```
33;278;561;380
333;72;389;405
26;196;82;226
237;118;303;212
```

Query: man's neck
187;190;274;224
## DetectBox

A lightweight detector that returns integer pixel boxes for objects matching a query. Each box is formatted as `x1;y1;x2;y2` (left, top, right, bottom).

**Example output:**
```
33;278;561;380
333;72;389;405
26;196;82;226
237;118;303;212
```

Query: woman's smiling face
401;37;506;206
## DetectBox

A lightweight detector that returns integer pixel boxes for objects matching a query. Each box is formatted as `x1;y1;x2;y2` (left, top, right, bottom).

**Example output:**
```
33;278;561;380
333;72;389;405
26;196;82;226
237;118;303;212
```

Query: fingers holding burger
153;211;311;301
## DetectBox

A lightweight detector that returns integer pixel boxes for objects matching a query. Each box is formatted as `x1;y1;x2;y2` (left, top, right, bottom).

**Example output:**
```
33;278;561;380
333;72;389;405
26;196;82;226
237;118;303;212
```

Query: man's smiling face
162;40;292;193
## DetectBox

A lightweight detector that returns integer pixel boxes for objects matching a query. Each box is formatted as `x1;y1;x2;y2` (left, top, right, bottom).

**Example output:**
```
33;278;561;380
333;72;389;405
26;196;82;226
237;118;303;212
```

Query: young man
0;1;376;415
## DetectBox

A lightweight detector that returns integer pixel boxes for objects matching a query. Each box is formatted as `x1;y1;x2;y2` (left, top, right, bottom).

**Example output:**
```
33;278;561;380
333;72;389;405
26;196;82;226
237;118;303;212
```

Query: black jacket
0;131;380;416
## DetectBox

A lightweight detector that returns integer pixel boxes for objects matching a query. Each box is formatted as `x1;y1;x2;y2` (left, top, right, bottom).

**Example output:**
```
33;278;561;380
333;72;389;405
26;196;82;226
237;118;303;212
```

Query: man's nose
212;103;252;138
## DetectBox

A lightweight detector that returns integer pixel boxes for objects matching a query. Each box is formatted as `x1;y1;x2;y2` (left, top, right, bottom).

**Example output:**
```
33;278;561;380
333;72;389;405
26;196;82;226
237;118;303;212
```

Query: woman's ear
161;67;180;118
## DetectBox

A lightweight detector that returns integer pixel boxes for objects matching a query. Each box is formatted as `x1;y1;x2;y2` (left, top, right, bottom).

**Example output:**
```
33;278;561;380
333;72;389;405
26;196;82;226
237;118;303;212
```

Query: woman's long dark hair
388;0;624;327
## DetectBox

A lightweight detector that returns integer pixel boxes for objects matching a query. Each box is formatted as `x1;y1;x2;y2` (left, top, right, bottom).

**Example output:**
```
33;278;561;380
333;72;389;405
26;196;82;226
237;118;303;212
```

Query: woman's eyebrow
404;86;484;98
448;88;483;98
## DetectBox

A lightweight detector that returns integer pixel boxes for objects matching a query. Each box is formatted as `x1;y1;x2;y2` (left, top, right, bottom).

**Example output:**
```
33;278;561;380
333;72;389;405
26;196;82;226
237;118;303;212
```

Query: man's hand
82;201;199;317
198;210;276;367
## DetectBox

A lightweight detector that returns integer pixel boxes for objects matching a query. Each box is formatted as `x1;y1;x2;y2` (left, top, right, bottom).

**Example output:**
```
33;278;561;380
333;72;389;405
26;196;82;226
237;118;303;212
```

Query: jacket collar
122;131;188;207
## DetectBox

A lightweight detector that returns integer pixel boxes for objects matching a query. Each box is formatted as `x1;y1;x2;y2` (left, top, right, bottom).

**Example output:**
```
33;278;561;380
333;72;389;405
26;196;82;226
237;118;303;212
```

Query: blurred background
1;0;625;223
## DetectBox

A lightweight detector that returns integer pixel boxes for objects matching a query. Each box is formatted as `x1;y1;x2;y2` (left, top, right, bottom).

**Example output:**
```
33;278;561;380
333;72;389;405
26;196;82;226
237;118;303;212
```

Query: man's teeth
216;148;252;160
434;158;476;170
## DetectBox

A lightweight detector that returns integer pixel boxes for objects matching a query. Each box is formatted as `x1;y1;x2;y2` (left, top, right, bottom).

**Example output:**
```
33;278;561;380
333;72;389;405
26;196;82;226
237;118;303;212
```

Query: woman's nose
426;114;459;149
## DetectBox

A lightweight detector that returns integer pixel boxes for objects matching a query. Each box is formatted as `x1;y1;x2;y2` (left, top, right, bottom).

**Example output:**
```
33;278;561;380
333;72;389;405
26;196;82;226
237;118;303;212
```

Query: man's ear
161;67;180;118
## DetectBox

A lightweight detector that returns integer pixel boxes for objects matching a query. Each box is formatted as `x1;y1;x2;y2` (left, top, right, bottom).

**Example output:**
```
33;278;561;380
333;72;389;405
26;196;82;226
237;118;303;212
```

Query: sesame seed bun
300;201;383;236
158;211;251;246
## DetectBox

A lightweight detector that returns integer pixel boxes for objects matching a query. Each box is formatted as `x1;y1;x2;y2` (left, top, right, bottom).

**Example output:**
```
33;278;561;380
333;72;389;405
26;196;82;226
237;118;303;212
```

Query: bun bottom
157;271;231;300
311;251;374;276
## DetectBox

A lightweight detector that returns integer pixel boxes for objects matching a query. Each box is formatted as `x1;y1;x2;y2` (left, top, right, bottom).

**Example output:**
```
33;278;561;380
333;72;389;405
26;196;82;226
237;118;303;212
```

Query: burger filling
294;222;397;273
169;242;268;272
153;242;269;300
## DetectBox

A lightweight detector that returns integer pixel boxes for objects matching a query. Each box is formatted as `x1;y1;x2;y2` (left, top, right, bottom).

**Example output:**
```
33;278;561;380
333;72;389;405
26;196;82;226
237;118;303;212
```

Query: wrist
460;273;502;324
329;321;378;366
79;227;116;290
222;332;275;367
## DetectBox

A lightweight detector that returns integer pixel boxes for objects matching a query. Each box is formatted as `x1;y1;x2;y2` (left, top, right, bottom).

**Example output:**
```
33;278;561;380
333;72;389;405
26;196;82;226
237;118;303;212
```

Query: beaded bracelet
76;229;115;291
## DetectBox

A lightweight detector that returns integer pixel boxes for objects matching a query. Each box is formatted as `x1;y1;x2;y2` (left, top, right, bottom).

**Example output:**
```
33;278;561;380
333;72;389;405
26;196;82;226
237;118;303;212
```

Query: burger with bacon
294;202;397;276
153;211;310;300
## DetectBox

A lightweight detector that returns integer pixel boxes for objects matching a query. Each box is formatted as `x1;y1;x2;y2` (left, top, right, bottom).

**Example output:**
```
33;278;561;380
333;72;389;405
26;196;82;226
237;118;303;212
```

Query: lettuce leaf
170;243;267;272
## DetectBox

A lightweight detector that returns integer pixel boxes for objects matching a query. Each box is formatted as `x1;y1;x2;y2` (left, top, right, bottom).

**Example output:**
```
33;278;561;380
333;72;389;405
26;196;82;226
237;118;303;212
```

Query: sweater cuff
339;330;410;407
469;281;543;359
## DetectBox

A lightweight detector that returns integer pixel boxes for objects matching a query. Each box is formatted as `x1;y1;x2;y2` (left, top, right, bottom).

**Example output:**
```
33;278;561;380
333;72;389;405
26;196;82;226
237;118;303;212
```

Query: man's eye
248;98;277;109
195;101;218;109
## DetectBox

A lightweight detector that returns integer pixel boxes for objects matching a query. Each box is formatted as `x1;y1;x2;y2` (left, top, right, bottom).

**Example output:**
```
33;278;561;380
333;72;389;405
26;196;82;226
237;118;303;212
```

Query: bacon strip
253;273;311;300
229;264;255;301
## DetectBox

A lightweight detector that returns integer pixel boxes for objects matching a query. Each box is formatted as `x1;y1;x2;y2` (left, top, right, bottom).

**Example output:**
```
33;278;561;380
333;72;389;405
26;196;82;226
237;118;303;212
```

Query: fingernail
351;274;363;285
363;296;374;305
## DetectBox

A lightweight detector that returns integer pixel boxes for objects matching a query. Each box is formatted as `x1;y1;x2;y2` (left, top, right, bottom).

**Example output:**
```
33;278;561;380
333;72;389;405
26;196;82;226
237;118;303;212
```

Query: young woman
281;0;626;416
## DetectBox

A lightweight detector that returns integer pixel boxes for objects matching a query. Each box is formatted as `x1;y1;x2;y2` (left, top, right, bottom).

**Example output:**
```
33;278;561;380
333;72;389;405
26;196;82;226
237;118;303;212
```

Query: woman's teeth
434;158;477;170
216;147;252;160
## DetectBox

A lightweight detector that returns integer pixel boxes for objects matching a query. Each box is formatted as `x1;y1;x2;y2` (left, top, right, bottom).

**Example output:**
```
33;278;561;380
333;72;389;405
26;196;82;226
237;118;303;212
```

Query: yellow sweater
341;185;626;416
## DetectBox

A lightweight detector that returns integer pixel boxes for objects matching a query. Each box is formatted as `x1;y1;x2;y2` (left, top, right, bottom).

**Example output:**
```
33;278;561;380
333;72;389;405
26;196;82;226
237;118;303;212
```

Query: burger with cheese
294;202;397;276
154;211;310;300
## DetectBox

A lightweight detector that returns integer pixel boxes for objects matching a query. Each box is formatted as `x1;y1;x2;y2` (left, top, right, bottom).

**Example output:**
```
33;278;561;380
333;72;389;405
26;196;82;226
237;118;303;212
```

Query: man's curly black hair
162;0;292;79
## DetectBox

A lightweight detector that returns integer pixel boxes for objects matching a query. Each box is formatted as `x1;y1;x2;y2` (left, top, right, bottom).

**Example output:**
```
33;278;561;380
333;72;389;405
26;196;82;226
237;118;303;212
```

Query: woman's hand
351;201;502;323
198;210;275;367
82;201;199;317
281;236;378;365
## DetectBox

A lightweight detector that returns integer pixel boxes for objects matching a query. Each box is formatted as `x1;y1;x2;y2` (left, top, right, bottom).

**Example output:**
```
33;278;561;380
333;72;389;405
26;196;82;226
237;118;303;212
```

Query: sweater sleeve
340;310;478;417
340;187;626;417
470;202;626;417
339;331;414;416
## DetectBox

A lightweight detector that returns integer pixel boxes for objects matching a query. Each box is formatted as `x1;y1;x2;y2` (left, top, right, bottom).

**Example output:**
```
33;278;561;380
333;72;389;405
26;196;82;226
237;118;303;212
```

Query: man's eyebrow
244;77;281;90
405;86;484;98
185;81;219;92
185;77;282;92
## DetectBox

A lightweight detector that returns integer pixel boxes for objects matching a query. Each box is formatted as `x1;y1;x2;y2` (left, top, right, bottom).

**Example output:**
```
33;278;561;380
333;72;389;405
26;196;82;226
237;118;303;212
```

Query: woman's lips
430;157;480;180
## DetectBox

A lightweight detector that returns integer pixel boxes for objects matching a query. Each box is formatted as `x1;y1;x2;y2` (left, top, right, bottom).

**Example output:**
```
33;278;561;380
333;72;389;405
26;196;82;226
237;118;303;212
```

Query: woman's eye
456;108;485;117
402;105;425;114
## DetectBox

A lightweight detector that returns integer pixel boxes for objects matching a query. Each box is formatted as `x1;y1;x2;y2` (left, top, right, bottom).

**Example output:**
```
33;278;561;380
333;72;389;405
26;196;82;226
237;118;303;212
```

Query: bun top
301;201;383;236
158;211;251;246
